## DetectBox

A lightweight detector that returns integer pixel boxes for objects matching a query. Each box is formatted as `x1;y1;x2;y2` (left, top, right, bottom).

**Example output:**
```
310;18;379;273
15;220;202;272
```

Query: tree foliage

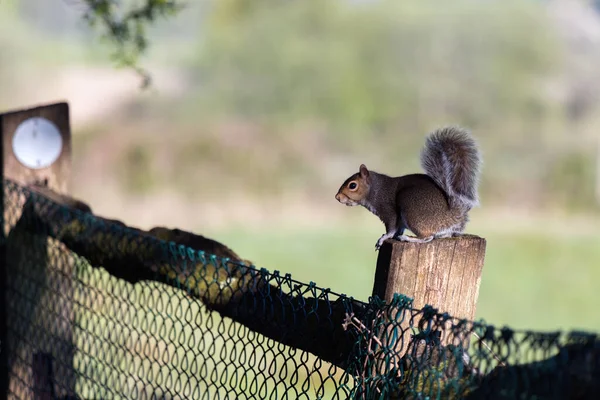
82;0;183;86
195;0;560;142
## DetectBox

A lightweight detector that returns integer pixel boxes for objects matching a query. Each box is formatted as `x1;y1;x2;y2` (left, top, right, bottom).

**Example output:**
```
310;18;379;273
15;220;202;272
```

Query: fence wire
0;179;599;400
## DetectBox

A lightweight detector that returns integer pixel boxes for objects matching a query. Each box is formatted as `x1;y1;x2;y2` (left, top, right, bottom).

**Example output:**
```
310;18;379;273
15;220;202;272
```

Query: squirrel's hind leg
393;224;406;238
433;218;468;239
398;235;434;243
435;231;454;239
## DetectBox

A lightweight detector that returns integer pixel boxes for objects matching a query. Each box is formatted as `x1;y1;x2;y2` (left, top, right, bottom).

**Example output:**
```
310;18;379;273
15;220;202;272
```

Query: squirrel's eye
348;182;357;190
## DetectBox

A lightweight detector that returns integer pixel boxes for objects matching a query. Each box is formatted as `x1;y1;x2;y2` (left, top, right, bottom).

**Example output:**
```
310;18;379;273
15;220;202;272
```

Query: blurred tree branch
78;0;183;87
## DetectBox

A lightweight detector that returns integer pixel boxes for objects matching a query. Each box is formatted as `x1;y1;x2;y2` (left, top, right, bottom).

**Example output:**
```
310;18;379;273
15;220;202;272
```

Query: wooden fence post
0;103;6;400
371;234;487;359
0;102;73;399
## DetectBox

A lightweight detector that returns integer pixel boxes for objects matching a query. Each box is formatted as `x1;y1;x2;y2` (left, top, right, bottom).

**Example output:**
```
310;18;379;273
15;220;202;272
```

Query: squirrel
335;126;482;250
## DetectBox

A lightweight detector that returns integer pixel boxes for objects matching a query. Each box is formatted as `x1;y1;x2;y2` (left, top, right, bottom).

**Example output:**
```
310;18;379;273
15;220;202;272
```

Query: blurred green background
2;0;600;332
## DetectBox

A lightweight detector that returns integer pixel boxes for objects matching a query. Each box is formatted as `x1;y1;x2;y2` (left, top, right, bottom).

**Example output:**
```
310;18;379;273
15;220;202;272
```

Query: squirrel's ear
359;164;369;177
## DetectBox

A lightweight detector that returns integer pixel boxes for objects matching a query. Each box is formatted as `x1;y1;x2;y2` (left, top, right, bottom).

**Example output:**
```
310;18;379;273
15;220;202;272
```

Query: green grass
209;223;600;334
478;231;600;332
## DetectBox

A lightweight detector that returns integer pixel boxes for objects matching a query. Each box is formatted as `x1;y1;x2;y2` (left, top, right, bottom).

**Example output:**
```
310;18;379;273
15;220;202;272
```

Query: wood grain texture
0;102;6;399
373;234;486;320
1;103;75;399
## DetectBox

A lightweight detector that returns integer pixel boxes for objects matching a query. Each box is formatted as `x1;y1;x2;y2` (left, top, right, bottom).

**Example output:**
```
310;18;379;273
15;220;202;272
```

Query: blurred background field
2;0;600;333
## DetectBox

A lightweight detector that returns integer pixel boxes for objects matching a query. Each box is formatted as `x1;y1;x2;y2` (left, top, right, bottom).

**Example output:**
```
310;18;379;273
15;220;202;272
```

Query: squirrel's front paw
375;235;388;251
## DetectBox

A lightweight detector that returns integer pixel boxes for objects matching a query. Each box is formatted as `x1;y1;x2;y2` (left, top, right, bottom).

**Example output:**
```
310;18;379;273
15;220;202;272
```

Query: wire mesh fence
1;179;599;400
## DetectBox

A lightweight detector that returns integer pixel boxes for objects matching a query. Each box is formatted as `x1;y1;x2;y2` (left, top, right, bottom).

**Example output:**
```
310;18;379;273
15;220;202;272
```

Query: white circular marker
12;117;63;169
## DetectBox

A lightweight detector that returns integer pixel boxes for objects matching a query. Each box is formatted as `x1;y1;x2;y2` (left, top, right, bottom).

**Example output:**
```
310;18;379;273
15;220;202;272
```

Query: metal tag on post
1;102;71;193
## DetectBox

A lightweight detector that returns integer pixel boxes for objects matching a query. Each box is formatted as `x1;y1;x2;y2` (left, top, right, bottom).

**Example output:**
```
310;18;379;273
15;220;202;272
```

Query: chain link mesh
1;179;599;400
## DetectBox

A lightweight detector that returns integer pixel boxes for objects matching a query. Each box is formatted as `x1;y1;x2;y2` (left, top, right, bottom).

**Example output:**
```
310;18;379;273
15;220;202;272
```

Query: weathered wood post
0;102;73;399
0;104;6;400
372;235;487;359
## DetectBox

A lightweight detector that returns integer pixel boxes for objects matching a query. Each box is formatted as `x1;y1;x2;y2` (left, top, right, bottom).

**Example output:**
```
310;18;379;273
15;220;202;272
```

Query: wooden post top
373;234;487;321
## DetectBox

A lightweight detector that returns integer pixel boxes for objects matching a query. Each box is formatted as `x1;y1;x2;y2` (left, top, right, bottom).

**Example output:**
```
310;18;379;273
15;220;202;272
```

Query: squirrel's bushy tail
420;126;482;211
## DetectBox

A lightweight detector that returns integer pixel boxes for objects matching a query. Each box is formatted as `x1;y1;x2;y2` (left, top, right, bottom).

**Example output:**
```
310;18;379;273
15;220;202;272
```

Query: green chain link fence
1;178;599;399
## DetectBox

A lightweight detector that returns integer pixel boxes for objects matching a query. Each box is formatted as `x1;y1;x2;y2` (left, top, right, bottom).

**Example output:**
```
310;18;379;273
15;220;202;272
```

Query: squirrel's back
420;126;481;211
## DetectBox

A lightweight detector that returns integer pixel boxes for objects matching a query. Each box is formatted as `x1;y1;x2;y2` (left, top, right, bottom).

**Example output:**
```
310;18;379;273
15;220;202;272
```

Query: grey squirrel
335;126;482;250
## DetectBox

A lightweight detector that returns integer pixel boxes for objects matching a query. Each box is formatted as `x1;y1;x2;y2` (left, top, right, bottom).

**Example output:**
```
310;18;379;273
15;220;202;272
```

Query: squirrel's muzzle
335;192;355;206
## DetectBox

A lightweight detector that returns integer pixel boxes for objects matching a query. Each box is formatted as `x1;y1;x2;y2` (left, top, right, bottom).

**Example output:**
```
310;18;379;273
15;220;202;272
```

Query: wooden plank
0;102;74;399
0;102;6;400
